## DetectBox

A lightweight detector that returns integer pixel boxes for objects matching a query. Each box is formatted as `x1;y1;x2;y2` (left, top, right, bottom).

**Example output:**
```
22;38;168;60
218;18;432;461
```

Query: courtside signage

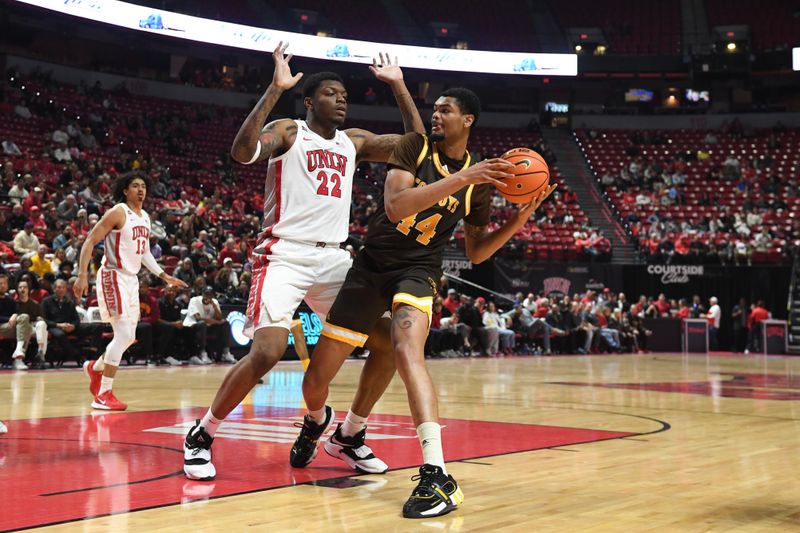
14;0;578;76
794;47;800;71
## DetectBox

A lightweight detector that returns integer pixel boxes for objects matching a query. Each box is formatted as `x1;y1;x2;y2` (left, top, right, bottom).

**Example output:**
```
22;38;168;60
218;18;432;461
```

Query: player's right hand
271;41;304;91
73;276;88;300
455;158;515;187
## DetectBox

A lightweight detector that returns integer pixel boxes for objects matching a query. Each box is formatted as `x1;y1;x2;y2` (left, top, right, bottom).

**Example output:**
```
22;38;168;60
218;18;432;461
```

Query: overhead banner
15;0;578;77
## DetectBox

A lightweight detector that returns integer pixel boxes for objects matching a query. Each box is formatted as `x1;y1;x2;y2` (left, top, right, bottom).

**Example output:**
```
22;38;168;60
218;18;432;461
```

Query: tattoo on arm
360;134;401;162
393;308;417;330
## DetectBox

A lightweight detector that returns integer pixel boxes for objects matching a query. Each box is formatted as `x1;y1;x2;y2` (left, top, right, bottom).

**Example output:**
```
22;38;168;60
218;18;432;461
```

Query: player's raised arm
370;53;424;135
347;54;424;163
230;41;303;165
463;184;558;264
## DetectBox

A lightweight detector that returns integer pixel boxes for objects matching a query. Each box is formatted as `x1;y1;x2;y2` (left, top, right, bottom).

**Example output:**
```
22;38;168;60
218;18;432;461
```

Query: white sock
200;409;223;438
13;341;25;357
341;409;368;437
307;406;327;425
93;355;105;372
99;376;113;395
417;422;447;474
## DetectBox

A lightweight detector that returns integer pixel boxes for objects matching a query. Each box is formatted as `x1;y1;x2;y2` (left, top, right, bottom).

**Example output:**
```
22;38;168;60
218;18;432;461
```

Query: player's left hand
164;275;188;289
516;184;558;221
370;53;403;83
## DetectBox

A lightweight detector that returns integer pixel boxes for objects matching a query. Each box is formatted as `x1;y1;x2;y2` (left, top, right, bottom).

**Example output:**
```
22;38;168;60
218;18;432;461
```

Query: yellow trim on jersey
322;321;369;347
392;293;433;324
415;136;430;168
431;142;471;176
464;184;475;217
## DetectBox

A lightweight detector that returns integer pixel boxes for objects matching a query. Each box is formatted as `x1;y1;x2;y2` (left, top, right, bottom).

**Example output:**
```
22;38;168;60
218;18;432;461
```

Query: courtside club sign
646;265;704;284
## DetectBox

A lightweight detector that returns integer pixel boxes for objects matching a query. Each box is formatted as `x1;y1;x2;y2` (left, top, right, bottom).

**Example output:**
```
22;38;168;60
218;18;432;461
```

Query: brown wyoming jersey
362;132;491;272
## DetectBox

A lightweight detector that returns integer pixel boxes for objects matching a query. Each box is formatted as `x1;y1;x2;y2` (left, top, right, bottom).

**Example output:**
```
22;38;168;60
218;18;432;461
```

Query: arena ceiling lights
15;0;578;77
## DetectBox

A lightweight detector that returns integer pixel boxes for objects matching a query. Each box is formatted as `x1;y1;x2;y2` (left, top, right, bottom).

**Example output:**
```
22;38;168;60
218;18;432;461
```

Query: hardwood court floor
3;353;800;532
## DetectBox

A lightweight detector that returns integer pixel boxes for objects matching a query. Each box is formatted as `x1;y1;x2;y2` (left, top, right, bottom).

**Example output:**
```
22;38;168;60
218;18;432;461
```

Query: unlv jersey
255;120;356;252
102;203;151;276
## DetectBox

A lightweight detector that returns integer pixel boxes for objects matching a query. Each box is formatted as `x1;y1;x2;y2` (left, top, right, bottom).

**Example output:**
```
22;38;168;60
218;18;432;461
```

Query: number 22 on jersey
396;213;442;245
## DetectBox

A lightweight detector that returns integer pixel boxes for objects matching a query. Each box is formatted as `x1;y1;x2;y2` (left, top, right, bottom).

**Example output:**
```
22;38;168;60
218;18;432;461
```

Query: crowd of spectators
428;284;772;357
0;67;606;367
583;123;800;264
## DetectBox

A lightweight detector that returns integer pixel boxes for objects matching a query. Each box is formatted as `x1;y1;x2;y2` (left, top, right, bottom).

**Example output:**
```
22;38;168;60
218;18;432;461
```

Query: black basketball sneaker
289;406;335;467
183;420;216;480
323;423;389;474
402;464;464;519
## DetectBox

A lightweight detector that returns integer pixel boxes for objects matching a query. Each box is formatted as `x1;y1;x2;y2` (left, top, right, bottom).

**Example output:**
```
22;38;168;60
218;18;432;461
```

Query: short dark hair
440;87;481;128
302;72;345;98
112;174;150;203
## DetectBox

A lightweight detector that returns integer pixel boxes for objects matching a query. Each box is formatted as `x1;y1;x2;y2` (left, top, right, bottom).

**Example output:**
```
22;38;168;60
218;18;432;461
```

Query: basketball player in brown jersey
290;87;556;518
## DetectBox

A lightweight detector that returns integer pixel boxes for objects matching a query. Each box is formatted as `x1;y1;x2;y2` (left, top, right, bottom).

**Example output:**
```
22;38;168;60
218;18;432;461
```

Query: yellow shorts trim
322;322;368;348
392;293;433;324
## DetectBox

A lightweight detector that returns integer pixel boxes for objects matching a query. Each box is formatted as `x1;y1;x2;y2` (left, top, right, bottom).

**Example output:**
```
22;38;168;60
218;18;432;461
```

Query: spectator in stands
707;297;721;350
52;126;69;145
456;296;486;355
8;176;29;206
2;139;22;156
746;301;770;353
8;204;26;233
15;278;48;369
654;293;671;317
52;226;75;251
56;194;79;221
157;284;197;364
79;127;97;150
218;237;239;264
41;279;80;362
676;298;690;319
29;245;53;278
483;301;515;355
443;289;460;315
214;257;238;293
504;303;553;355
14;100;31;119
0;273;31;369
173;258;196;286
689;295;705;318
183;286;234;364
13;222;39;258
22;187;43;215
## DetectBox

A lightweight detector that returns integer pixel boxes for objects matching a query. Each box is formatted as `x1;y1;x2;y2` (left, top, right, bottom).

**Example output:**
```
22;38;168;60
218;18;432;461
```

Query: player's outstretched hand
73;276;88;300
456;158;515;187
370;52;404;83
163;275;188;289
515;184;559;221
271;41;303;91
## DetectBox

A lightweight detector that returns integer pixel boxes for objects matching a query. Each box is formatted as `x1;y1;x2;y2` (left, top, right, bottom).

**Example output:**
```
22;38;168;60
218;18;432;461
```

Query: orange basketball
497;147;550;204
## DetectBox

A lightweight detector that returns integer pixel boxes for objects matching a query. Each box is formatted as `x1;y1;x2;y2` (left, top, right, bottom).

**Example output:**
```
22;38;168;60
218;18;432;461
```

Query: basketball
497;147;550;204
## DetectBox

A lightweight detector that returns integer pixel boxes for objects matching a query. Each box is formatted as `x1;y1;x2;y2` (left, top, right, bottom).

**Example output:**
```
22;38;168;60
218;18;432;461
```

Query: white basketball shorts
244;239;352;338
96;266;140;322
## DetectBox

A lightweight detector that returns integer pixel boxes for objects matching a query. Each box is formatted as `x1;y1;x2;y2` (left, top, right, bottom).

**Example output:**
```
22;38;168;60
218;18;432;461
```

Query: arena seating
575;127;800;263
0;73;599;266
548;0;681;55
705;0;800;51
402;0;539;52
267;0;402;43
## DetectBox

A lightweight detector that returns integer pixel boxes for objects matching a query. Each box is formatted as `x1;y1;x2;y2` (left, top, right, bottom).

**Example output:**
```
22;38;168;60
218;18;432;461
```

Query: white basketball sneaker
324;423;388;474
184;420;216;480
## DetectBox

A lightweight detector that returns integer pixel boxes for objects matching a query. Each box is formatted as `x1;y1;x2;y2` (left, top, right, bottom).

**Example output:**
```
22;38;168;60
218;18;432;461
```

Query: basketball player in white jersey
182;42;424;481
74;175;187;411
